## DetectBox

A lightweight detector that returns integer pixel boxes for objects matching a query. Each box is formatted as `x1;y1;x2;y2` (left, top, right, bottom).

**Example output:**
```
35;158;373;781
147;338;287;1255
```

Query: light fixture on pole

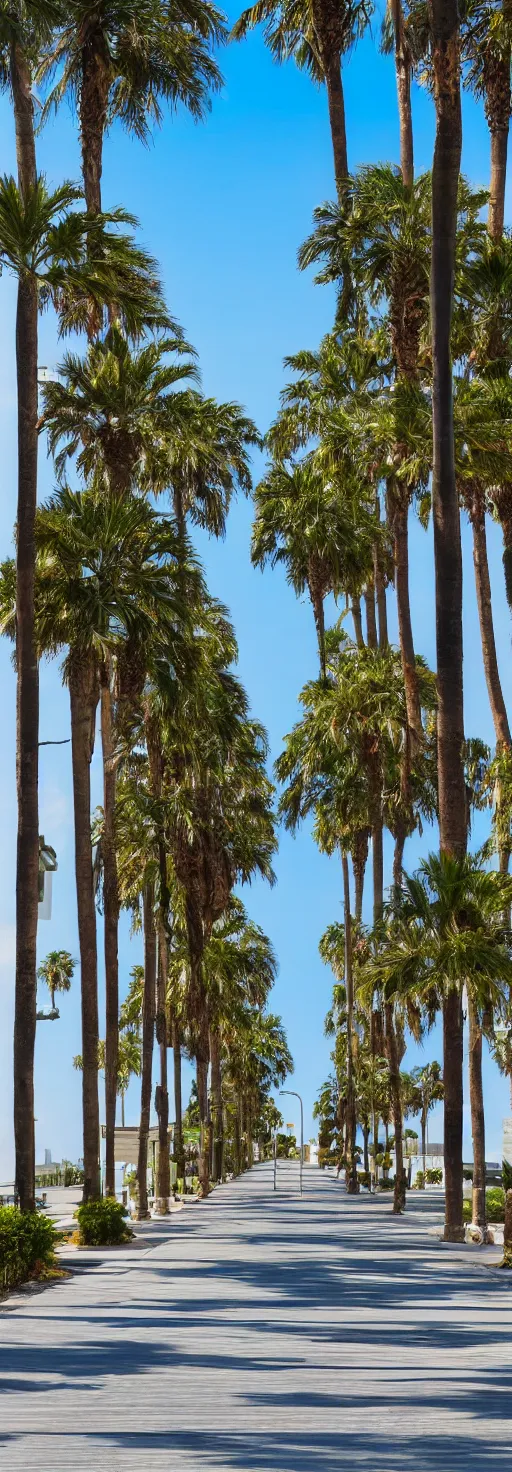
280;1089;303;1197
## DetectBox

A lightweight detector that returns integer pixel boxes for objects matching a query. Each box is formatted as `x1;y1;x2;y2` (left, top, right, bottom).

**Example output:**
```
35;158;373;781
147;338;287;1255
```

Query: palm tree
409;1061;444;1181
74;1026;142;1127
1;490;193;1200
231;0;372;192
267;330;389;648
299;167;439;746
203;900;278;1181
115;765;160;1218
0;175;162;1211
461;0;512;238
430;0;466;875
39;0;226;214
361;853;512;1236
252;454;377;677
381;0;415;184
37;950;75;1016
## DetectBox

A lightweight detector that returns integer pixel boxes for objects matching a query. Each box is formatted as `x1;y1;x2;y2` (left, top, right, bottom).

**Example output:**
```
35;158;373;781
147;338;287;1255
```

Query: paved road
1;1163;511;1470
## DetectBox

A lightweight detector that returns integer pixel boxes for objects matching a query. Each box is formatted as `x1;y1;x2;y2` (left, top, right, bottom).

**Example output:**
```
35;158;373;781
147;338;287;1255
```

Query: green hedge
463;1188;505;1224
75;1197;133;1246
0;1207;57;1291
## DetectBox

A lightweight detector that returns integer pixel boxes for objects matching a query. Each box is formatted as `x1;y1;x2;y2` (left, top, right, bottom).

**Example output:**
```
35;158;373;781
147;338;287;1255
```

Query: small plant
425;1167;443;1185
463;1188;505;1225
414;1170;425;1190
357;1171;371;1188
74;1197;133;1246
0;1207;58;1291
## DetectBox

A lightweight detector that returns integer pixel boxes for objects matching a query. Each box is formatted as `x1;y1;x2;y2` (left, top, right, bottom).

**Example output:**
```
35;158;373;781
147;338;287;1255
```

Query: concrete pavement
0;1162;511;1469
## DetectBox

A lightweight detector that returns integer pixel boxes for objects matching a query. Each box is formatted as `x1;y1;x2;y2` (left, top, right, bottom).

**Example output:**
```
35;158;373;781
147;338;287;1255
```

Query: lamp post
280;1089;303;1197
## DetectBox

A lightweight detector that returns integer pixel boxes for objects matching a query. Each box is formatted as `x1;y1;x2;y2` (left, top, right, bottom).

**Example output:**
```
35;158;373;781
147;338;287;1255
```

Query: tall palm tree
408;1060;444;1179
231;0;372;193
203;900;278;1181
115;763;161;1217
0;175;162;1210
381;0;415;184
252;454;377;677
39;0;226;214
37;950;76;1015
1;491;193;1200
430;0;466;876
461;0;512;238
361;853;512;1236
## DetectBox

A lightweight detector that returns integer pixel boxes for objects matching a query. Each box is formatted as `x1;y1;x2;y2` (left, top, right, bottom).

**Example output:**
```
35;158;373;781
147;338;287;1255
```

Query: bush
414;1171;425;1189
357;1171;371;1188
425;1167;443;1185
75;1198;133;1246
0;1207;58;1291
463;1188;505;1224
378;1178;395;1190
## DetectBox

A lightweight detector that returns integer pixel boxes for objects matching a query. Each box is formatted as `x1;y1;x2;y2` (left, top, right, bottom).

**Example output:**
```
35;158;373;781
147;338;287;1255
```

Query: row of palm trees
2;1;293;1211
239;0;512;1238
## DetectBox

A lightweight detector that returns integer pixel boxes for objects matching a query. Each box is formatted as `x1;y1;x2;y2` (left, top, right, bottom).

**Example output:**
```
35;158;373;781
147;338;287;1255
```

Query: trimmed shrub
0;1207;58;1291
414;1171;425;1189
463;1188;505;1224
75;1197;133;1246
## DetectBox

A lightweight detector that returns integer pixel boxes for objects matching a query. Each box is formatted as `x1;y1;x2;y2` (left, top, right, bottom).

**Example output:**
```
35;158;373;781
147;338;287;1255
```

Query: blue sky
0;6;511;1179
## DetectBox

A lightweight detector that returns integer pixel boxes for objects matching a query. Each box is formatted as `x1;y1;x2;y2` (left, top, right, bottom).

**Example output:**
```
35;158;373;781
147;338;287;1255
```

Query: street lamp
280;1089;303;1197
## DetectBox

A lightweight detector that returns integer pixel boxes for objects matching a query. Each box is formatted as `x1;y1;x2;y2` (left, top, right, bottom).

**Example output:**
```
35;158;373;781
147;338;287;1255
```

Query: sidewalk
0;1163;511;1469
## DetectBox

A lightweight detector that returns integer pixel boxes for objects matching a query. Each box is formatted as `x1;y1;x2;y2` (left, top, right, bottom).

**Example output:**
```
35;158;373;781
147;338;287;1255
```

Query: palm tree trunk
372;822;384;924
136;885;156;1219
79;34;110;214
391;0;414;187
352;830;368;922
472;513;511;749
468;991;486;1231
10;38;36;196
421;1109;427;1183
210;1026;224;1183
323;51;348;192
13;268;39;1213
233;1107;242;1176
393;820;407;889
487;50;511;241
101;675;119;1199
394;500;423;743
504;1189;512;1266
351;595;365;648
69;655;101;1203
155;931;170;1213
489;124;509;239
10;38;38;1214
196;1011;211;1196
374;513;388;651
431;0;465;864
365;584;378;649
172;1017;185;1189
431;0;466;1241
363;1123;369;1175
385;1003;406;1213
342;851;358;1193
308;576;326;678
443;987;464;1241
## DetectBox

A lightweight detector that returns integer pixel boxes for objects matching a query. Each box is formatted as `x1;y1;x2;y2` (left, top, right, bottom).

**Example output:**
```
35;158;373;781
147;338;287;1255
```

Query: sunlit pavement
0;1162;511;1469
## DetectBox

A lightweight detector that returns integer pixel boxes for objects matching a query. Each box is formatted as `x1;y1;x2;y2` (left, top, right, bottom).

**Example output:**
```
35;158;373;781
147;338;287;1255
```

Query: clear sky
0;4;510;1180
